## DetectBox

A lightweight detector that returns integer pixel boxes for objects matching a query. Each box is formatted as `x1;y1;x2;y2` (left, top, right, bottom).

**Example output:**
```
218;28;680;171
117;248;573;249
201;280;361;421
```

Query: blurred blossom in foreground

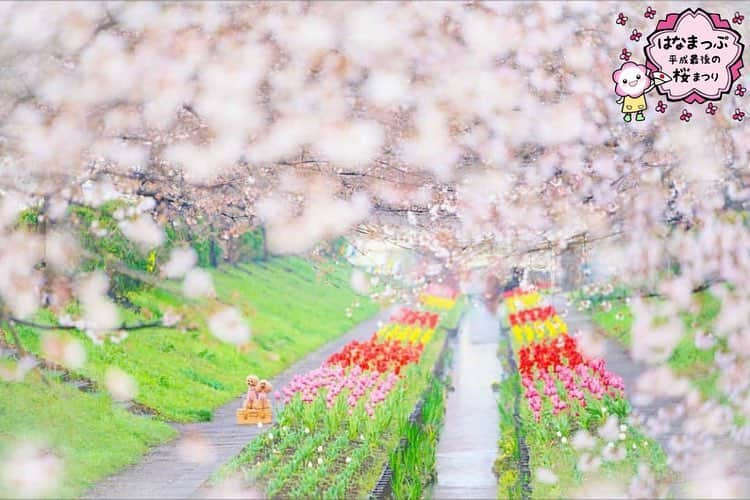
198;475;264;499
682;451;748;498
350;269;371;295
0;2;749;495
162;247;198;279
177;432;216;464
0;442;63;499
182;269;216;299
208;307;250;346
104;366;138;402
40;334;86;370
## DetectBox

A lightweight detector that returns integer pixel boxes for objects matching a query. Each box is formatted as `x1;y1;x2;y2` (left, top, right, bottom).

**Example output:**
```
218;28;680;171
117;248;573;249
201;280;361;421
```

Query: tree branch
8;317;174;333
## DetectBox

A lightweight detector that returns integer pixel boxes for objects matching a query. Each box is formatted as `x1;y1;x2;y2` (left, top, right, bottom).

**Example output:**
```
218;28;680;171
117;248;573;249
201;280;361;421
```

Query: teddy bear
244;375;260;409
254;379;272;410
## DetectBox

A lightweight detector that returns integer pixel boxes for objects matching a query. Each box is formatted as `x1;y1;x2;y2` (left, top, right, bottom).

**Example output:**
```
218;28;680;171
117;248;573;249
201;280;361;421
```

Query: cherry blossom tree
1;1;750;494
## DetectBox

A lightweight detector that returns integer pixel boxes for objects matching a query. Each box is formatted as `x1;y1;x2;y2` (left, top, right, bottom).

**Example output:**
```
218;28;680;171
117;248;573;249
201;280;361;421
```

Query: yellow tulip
511;325;523;345
523;324;535;343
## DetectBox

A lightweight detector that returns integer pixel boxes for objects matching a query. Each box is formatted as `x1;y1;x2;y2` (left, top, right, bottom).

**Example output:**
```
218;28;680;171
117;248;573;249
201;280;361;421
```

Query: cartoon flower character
612;61;656;123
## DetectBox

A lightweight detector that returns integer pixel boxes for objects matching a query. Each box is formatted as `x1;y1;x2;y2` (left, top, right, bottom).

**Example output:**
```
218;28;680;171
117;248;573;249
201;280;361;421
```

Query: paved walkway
433;297;500;500
84;310;391;500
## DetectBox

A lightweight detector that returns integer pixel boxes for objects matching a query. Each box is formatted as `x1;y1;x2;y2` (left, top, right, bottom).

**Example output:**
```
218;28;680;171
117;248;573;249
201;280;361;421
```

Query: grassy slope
0;256;377;496
0;373;175;498
6;257;377;422
591;291;722;399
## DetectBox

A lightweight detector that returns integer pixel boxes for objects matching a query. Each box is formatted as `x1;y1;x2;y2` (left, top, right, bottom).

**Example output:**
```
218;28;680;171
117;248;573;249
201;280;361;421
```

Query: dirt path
84;310;391;500
432;298;500;500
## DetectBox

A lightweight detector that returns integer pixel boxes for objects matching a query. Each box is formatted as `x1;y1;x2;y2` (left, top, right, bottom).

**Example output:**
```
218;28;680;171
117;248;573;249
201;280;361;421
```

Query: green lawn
1;256;378;496
6;257;377;422
0;373;175;498
590;290;723;400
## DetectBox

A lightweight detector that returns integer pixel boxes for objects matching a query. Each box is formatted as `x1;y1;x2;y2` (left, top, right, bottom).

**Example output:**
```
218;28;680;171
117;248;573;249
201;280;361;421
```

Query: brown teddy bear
244;375;260;409
254;379;272;410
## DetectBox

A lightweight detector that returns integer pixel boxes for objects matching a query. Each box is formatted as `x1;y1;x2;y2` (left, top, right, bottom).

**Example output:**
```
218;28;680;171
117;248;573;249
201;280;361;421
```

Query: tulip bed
495;288;669;498
216;302;462;499
419;284;458;311
376;308;439;345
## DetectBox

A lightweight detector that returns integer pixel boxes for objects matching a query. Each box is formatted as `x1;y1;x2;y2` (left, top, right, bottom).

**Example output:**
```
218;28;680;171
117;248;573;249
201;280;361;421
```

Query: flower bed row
214;304;460;499
376;323;435;344
419;284;458;310
390;307;439;328
495;288;669;498
509;305;555;324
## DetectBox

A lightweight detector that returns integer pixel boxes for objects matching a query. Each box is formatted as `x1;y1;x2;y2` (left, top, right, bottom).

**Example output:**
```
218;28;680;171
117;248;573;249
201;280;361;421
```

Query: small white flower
268;433;273;440
619;424;627;432
345;457;352;464
317;446;323;453
305;427;310;434
317;457;323;465
307;461;312;468
561;436;568;444
556;431;562;437
618;432;626;441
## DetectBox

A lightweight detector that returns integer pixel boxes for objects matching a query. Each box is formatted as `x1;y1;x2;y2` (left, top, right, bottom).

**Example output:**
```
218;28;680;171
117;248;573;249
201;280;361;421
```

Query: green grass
523;401;670;498
389;374;447;498
590;290;723;400
5;257;378;422
0;372;175;498
591;303;633;345
1;256;378;497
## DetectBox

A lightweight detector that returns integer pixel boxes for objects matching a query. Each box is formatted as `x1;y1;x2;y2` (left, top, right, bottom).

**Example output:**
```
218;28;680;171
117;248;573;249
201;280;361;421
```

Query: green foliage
235;228;266;261
589;289;724;400
192;237;220;268
17;207;41;229
389;376;447;498
494;360;524;499
1;256;378;497
69;204;151;296
4;257;377;422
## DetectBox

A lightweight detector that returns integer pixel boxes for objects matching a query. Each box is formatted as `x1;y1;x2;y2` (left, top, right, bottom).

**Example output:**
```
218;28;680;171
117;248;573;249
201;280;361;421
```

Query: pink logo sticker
644;8;744;104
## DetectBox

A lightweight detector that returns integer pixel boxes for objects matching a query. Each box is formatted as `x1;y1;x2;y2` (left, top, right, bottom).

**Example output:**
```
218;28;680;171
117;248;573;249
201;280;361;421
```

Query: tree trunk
209;238;218;268
260;226;269;261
